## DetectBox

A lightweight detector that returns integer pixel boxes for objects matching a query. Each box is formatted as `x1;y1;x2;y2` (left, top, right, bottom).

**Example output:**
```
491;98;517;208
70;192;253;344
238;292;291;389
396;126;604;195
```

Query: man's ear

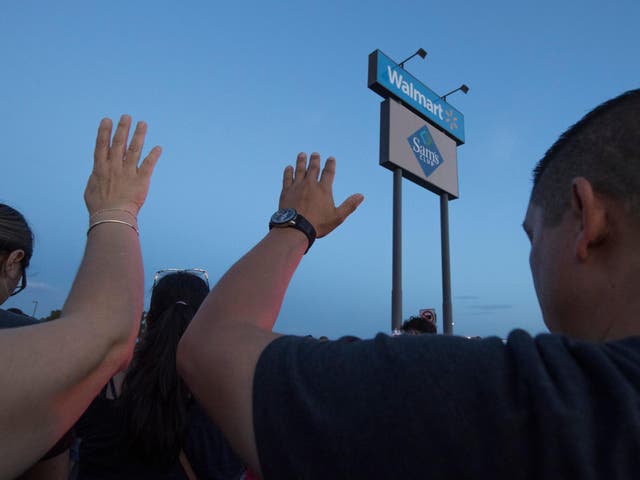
572;177;607;261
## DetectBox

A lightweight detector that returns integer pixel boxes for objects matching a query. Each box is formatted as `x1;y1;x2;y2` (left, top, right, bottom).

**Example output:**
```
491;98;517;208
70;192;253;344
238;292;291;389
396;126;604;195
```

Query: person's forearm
197;228;307;331
177;154;363;477
62;219;143;365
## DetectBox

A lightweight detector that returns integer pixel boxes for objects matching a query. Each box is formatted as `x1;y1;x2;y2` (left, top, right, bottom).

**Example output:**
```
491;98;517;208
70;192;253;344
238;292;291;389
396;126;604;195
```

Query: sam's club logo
407;126;444;177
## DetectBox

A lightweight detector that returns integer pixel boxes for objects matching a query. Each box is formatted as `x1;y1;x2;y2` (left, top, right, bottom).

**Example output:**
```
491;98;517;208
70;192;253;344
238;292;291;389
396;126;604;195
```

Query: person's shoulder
0;308;40;329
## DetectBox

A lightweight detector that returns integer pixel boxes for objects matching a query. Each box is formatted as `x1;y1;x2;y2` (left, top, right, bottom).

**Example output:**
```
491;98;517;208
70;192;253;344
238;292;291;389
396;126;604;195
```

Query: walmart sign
368;50;465;145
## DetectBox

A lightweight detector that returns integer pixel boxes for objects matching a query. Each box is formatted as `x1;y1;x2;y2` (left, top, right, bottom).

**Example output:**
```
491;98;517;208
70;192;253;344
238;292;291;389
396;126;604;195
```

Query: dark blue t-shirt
253;330;640;479
0;308;41;328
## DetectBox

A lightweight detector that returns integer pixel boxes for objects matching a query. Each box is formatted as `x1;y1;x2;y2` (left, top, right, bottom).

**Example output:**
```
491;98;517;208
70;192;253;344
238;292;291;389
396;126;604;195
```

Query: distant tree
40;309;62;322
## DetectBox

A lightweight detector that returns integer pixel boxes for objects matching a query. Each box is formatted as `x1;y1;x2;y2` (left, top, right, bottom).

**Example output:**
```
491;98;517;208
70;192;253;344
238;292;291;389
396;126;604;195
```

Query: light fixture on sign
398;48;427;69
440;84;470;102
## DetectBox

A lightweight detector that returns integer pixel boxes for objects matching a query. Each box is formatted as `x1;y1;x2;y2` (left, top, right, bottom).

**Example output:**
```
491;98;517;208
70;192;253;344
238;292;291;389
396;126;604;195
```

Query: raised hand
84;115;162;216
279;152;364;238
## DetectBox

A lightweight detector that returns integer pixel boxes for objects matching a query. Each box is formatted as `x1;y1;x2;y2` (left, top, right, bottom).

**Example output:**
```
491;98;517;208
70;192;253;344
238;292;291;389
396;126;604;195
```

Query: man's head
524;89;640;340
400;316;437;335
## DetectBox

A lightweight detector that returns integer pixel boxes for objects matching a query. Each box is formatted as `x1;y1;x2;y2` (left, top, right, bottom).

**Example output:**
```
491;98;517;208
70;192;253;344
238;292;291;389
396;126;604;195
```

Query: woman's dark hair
118;271;209;467
0;203;34;270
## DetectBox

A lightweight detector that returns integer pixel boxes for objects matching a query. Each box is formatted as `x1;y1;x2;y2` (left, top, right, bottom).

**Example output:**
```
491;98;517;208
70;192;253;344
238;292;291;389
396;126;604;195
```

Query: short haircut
401;316;437;334
531;89;640;225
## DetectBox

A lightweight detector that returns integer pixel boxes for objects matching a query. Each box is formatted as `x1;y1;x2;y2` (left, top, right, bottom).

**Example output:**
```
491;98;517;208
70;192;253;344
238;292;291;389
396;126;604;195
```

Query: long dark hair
118;271;209;467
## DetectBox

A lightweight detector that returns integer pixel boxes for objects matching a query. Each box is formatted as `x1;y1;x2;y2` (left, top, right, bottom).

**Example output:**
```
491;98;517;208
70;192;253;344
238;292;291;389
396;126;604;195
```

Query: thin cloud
470;304;513;310
26;281;59;292
467;304;514;313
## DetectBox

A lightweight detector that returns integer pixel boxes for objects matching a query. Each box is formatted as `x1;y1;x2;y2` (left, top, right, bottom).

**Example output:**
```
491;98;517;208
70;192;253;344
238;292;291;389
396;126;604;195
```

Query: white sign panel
380;99;459;198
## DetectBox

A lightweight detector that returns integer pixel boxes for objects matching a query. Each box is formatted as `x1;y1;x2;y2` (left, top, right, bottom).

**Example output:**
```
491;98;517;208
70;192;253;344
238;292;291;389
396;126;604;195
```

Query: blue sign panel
368;50;465;145
407;126;444;178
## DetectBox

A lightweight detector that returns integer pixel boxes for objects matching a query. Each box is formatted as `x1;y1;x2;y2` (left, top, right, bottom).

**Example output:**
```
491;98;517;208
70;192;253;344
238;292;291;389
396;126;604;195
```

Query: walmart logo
444;109;459;131
407;126;444;177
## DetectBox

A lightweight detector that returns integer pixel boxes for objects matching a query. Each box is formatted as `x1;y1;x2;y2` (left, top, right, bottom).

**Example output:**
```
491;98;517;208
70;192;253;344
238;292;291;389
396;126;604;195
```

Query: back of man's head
530;89;640;225
401;316;437;335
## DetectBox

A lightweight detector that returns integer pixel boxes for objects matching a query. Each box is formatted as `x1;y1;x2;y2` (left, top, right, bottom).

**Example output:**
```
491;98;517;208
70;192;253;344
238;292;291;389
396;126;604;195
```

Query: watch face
271;208;296;224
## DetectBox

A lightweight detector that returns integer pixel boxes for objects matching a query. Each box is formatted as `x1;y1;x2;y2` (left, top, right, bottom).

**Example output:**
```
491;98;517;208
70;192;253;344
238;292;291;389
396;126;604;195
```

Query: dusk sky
2;0;638;339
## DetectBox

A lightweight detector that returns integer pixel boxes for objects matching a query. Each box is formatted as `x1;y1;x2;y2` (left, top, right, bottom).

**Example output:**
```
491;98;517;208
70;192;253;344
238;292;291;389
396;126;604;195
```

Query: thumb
336;193;365;223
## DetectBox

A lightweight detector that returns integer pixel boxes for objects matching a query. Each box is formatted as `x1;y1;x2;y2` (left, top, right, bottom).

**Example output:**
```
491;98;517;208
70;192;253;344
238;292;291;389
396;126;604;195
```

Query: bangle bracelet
87;219;139;236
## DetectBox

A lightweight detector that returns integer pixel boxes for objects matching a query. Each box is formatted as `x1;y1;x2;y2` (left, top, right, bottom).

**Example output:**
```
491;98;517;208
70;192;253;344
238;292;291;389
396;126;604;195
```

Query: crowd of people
1;89;639;479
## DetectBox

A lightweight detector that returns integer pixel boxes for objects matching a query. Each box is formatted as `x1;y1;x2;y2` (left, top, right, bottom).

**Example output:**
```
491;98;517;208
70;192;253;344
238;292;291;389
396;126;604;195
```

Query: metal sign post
392;168;403;331
440;193;453;334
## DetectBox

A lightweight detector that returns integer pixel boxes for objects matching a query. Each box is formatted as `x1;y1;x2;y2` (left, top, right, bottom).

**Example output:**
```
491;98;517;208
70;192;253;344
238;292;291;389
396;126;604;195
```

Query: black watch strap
269;208;317;254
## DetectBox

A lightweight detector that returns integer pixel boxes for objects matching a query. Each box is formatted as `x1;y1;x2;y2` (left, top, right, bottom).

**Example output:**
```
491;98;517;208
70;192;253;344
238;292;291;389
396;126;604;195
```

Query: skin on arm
0;115;161;478
16;451;70;480
178;152;363;475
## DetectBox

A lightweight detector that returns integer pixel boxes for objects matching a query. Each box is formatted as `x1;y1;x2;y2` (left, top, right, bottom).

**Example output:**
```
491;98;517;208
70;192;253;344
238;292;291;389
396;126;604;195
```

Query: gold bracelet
87;219;139;236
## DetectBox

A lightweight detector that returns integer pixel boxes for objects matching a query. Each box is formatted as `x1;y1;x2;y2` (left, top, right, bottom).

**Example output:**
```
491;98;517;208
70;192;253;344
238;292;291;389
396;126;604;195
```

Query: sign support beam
440;192;453;334
392;167;403;331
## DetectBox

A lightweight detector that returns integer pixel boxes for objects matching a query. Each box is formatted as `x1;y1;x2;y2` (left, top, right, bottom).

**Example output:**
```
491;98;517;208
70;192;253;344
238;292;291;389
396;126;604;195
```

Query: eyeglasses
9;269;26;297
152;268;209;288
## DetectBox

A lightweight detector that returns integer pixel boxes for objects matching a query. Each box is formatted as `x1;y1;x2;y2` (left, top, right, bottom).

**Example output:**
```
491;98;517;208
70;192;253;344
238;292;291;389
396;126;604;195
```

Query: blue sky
1;0;638;339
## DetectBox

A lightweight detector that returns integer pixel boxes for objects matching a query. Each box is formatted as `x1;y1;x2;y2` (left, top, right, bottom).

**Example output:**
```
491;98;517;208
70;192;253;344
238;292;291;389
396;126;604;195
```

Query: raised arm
0;115;161;478
177;152;363;474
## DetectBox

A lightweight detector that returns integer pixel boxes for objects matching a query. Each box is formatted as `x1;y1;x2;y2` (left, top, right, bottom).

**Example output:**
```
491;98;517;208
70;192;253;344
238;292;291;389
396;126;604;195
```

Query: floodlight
441;84;470;101
398;48;428;69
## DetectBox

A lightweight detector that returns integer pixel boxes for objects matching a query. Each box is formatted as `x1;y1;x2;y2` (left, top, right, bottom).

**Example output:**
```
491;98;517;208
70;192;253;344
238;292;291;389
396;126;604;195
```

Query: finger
109;114;132;163
138;146;162;179
293;152;307;183
124;121;147;169
93;118;113;171
282;165;294;190
319;156;336;188
306;152;321;181
335;193;365;223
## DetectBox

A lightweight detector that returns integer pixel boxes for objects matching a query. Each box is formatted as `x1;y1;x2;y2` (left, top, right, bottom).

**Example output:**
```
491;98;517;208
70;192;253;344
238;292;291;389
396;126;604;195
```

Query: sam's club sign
408;126;444;178
380;99;458;198
368;49;465;145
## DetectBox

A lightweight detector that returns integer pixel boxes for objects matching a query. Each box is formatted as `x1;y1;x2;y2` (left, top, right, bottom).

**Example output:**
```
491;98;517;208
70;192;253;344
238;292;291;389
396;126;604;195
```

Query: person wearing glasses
75;269;245;480
0;115;161;479
0;204;35;327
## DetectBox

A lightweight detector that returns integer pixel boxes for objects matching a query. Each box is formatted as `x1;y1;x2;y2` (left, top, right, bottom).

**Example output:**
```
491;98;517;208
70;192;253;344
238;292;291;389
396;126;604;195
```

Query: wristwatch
269;208;316;254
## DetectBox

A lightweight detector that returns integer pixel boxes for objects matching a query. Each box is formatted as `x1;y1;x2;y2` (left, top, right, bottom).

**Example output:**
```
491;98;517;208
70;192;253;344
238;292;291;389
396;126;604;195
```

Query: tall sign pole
440;193;453;334
368;49;466;335
392;167;402;330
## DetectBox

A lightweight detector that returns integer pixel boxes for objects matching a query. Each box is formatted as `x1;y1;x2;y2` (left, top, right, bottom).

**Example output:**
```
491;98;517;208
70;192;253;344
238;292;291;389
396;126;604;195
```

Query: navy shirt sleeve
253;330;640;479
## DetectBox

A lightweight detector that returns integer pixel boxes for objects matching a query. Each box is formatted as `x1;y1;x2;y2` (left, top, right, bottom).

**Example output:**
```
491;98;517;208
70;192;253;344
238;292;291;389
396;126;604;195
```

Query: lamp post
32;300;38;318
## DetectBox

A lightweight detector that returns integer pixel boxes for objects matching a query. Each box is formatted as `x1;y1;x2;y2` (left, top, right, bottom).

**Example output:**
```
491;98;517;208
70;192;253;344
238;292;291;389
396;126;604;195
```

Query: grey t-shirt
253;330;640;479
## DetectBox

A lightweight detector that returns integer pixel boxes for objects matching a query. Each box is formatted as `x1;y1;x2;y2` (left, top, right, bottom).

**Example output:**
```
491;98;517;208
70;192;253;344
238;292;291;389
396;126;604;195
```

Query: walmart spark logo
407;126;444;177
444;109;459;131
